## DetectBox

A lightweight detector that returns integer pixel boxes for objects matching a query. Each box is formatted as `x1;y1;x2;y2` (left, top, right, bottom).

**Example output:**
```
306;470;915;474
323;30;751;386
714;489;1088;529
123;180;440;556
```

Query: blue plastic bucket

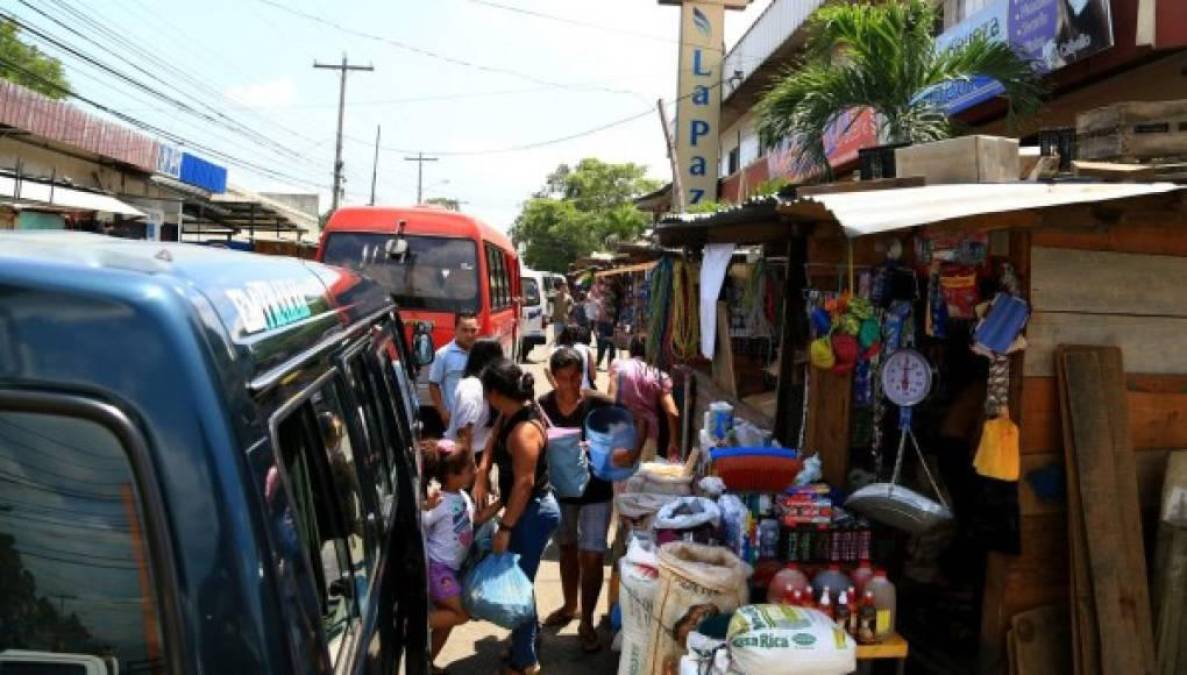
585;405;639;481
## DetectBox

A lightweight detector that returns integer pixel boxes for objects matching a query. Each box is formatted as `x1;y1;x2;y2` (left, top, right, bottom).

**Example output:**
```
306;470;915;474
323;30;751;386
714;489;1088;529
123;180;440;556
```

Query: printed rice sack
618;539;661;675
646;542;750;675
726;604;856;675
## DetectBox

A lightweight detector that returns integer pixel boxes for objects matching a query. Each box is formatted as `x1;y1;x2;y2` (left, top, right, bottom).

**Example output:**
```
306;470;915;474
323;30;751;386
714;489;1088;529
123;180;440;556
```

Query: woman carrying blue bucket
537;347;648;652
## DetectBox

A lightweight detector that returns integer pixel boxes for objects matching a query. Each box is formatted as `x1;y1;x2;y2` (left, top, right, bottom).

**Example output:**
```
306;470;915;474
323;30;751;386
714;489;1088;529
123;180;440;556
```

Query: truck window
0;411;165;674
344;353;397;521
271;378;378;667
322;233;479;314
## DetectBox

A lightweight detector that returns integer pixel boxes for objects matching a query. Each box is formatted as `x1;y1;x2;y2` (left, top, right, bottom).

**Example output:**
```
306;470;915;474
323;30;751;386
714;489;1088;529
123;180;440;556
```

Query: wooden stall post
774;236;809;447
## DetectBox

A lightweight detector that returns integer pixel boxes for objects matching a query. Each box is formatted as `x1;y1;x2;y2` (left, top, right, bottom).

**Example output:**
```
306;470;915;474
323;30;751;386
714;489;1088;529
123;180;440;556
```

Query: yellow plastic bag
810;337;835;370
974;412;1020;481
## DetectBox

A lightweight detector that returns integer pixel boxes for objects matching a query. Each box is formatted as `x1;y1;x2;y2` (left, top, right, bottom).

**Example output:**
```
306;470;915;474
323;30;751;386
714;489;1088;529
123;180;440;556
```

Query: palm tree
755;0;1043;179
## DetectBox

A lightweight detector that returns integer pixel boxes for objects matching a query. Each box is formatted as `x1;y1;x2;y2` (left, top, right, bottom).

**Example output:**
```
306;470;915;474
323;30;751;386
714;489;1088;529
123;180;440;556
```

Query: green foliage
0;20;69;99
686;200;727;214
755;0;1042;179
753;177;793;197
511;158;659;272
424;197;461;211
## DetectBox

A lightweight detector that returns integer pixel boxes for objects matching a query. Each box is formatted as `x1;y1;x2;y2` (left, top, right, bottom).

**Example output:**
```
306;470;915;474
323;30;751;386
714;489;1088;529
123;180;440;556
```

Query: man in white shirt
428;312;480;428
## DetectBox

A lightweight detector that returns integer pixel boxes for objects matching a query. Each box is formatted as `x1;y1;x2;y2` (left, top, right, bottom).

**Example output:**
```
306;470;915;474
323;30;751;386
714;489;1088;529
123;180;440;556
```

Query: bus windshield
322;233;479;313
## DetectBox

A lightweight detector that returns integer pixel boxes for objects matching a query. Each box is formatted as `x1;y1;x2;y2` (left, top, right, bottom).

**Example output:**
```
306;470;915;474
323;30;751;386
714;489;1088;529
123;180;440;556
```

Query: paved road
438;337;620;675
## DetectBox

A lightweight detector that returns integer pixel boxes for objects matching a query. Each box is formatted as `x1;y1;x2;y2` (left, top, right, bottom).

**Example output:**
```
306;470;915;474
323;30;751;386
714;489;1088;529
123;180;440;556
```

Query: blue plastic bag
547;427;591;498
462;553;536;629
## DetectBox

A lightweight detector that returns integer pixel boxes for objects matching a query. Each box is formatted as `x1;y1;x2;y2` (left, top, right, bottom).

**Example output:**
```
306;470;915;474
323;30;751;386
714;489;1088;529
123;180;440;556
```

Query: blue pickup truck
0;233;430;675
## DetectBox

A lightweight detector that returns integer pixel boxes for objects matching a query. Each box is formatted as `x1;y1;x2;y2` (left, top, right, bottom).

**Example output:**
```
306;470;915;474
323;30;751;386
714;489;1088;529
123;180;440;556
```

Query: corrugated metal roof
788;182;1184;238
0;174;145;216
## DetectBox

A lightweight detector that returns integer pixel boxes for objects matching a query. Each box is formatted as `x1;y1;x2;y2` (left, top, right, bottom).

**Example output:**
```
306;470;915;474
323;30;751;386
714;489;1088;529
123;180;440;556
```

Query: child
421;439;499;673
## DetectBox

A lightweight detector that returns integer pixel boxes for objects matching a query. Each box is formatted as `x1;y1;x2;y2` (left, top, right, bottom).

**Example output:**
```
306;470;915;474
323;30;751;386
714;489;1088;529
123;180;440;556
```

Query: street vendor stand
656;178;1187;674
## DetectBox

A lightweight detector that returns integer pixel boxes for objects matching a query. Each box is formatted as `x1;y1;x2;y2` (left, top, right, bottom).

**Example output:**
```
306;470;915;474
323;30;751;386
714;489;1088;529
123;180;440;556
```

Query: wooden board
1153;450;1187;675
1031;223;1187;258
1011;605;1072;675
1058;346;1157;675
855;633;909;660
1077;100;1187;161
1030;247;1187;317
803;367;852;489
1019;377;1187;455
895;135;1020;183
1026;313;1187;376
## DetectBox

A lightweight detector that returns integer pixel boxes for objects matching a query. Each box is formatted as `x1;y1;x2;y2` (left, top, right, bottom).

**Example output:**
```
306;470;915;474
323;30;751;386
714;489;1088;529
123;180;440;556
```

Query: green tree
755;0;1041;178
511;159;659;272
0;20;69;99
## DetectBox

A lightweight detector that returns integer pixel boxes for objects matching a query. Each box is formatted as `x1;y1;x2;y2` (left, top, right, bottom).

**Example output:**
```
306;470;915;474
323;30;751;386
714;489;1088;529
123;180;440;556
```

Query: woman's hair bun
517;372;535;399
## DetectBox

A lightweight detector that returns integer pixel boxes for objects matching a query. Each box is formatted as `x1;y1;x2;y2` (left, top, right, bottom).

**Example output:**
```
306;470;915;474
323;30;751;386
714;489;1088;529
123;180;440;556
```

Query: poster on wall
922;0;1115;115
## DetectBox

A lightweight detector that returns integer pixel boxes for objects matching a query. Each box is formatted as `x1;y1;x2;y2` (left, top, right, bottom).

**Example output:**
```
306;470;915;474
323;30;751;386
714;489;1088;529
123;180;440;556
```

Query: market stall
646;177;1187;674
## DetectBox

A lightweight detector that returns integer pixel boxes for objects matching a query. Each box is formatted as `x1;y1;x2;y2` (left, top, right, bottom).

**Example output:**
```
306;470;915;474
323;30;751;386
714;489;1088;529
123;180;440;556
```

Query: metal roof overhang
656;182;1186;246
0;174;145;216
211;187;316;235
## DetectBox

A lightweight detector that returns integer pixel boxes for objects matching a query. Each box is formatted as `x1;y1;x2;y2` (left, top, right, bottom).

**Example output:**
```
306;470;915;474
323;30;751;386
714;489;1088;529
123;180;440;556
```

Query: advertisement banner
922;0;1115;115
766;107;879;182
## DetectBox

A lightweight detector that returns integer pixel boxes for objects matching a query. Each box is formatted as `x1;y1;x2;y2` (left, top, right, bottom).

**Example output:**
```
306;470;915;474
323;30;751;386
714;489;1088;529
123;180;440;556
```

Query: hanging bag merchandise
973;411;1021;482
538;404;591;499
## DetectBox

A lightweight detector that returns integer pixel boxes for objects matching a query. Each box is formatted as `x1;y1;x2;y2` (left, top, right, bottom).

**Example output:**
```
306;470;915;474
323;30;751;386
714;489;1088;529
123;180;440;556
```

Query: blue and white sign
155;143;182;178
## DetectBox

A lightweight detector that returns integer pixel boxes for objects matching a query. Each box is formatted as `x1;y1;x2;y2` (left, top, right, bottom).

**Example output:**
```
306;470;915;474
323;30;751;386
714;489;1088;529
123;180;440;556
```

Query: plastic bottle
818;586;834;619
846;587;859;635
857;591;878;644
867;569;897;640
767;563;811;604
811;563;853;599
850;560;875;595
759;518;780;559
834;590;851;631
814;524;830;561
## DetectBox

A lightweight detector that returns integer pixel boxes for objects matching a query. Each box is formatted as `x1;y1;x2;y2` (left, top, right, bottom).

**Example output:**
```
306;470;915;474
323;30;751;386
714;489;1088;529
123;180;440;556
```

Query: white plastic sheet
700;243;736;358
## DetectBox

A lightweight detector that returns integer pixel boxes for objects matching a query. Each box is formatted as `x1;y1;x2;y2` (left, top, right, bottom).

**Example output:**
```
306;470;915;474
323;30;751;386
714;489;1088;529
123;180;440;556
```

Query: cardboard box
895;135;1020;184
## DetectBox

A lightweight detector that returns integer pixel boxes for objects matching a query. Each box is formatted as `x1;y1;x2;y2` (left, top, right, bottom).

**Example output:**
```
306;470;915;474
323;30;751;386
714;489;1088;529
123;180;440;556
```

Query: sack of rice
726;604;856;675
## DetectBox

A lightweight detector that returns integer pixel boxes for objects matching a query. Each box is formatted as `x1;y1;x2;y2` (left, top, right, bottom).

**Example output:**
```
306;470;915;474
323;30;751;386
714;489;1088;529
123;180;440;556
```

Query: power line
246;0;647;100
0;54;333;191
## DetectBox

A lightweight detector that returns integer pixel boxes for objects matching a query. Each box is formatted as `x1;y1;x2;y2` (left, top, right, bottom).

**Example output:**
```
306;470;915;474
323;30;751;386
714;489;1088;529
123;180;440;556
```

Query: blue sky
6;0;769;230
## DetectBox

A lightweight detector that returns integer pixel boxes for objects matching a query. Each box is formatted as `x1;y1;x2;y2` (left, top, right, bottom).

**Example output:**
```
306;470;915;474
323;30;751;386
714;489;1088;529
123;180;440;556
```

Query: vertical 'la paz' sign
665;0;749;210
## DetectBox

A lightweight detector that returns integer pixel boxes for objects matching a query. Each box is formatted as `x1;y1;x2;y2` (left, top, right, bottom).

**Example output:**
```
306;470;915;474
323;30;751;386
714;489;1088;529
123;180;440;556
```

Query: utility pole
370;125;381;205
404;151;439;204
314;54;373;212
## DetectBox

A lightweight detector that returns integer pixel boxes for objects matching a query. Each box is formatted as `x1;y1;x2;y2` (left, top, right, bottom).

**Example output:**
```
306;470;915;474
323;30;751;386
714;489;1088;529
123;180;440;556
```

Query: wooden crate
1077;99;1187;161
894;135;1020;184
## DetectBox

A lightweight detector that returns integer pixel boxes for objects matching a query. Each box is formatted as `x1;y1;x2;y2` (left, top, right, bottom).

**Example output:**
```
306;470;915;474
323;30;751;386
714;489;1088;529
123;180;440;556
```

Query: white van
518;267;549;362
0;650;117;674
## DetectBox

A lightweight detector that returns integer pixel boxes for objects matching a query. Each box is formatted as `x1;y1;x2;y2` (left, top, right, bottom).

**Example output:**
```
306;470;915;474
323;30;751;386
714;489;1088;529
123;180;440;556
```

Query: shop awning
656;182;1186;246
783;182;1186;238
0;174;145;217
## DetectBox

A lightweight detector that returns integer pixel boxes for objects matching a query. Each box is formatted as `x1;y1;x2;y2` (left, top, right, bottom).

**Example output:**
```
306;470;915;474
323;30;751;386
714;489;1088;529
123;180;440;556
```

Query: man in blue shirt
429;312;480;428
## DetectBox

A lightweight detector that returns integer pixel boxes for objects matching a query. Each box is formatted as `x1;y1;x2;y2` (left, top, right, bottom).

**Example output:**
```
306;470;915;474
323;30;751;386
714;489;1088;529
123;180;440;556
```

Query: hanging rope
646;256;674;364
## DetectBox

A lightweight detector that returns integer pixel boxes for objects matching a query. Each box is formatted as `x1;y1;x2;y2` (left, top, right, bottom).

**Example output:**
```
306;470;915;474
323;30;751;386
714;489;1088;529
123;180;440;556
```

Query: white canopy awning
786;182;1185;238
0;174;145;217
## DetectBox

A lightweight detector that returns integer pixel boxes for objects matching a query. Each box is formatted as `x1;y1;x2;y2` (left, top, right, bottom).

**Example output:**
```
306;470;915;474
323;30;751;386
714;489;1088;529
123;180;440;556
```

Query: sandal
542;607;577;628
579;624;601;653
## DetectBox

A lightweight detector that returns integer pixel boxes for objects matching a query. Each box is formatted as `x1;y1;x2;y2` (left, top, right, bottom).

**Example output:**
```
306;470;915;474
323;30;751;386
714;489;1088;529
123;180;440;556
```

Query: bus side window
271;377;379;667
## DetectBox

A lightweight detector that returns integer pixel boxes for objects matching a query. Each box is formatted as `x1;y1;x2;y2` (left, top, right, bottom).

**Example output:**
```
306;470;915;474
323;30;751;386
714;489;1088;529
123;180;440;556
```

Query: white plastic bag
654;497;722;531
678;630;730;675
618;539;661;675
717;494;748;559
726;605;856;675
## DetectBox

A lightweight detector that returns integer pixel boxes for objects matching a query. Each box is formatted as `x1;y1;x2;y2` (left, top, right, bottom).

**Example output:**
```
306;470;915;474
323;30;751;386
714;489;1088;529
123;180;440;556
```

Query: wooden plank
1031;223;1187;258
1153;450;1187;675
1020;449;1172;517
1020;377;1187;454
1058;347;1157;674
773;238;808;447
895;135;1020;184
1011;605;1072;675
855;633;909;660
1031;247;1187;317
803;366;852;489
1026;313;1187;376
1057;350;1099;675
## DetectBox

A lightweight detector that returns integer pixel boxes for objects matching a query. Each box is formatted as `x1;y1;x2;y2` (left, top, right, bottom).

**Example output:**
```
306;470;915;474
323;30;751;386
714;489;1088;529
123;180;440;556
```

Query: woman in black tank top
473;359;559;675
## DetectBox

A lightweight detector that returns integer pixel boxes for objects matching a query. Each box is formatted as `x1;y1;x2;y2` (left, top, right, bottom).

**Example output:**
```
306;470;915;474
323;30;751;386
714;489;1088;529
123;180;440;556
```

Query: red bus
317;205;520;424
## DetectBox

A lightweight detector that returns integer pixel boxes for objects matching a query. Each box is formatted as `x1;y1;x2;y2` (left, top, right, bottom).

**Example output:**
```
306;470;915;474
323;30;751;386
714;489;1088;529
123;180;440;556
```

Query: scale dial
881;349;933;407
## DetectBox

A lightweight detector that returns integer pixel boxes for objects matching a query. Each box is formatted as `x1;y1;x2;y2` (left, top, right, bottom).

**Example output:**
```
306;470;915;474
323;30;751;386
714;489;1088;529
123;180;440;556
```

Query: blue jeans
508;492;560;669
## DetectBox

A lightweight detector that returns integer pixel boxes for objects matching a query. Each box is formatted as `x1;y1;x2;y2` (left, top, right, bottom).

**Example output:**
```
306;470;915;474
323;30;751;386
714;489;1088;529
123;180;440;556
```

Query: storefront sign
673;1;726;208
155;143;182;178
766;107;880;181
179;153;227;194
922;0;1116;115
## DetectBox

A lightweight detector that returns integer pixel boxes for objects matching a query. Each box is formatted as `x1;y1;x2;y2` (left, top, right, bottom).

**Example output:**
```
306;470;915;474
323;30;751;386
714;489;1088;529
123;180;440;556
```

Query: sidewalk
439;342;618;675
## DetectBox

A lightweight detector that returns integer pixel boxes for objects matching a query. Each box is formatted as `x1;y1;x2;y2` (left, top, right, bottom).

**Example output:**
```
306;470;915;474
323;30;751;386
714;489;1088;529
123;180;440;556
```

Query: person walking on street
539;347;646;652
608;337;680;462
473;360;559;675
551;282;573;344
429;312;480;433
590;281;617;370
444;338;504;459
545;326;596;392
